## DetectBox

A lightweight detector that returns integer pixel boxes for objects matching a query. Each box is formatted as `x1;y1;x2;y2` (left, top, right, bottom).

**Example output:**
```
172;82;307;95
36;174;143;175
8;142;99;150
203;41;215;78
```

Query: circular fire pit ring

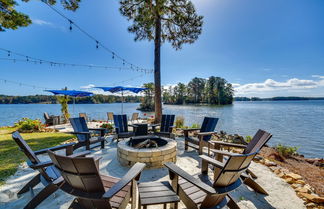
117;135;177;169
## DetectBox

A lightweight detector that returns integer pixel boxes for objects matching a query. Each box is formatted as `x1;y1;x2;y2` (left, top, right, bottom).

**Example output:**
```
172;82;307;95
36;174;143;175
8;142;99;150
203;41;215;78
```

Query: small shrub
100;123;114;132
15;118;44;133
276;144;299;157
191;124;200;129
175;116;184;128
245;136;252;143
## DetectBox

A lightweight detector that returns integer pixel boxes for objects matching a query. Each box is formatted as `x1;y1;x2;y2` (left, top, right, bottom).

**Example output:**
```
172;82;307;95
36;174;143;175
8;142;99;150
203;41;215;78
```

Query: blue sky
1;0;324;97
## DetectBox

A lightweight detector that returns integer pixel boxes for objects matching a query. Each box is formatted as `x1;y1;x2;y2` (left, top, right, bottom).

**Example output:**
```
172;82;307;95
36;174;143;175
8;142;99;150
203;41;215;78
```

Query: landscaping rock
264;159;277;166
285;173;303;180
299;193;324;204
305;202;316;208
284;177;294;184
295;187;311;194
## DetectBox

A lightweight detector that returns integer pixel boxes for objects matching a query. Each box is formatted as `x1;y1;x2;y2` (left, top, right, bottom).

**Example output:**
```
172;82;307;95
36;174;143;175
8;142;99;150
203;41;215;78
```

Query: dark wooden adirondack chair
70;117;106;150
165;150;259;209
152;114;175;139
113;114;134;141
107;112;114;122
209;129;273;195
130;113;139;123
12;131;90;209
43;112;60;126
79;113;89;122
184;117;219;154
47;151;146;209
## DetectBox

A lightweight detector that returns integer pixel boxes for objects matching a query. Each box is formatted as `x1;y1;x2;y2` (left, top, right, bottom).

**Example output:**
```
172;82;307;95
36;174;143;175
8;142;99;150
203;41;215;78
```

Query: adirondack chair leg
18;173;41;195
184;140;189;151
100;140;105;149
227;194;240;209
24;183;59;209
246;168;258;179
85;141;90;150
243;176;268;195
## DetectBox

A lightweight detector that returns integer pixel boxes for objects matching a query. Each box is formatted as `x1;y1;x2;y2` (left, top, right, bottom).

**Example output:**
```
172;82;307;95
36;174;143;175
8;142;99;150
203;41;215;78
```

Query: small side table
138;181;180;209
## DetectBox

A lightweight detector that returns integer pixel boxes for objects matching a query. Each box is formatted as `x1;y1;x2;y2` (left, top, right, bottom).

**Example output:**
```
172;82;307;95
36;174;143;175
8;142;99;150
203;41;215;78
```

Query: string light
0;48;154;73
42;1;152;73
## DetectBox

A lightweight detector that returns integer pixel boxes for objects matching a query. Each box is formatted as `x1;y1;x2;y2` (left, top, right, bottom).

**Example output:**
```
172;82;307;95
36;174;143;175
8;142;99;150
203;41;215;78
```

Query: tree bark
154;13;162;123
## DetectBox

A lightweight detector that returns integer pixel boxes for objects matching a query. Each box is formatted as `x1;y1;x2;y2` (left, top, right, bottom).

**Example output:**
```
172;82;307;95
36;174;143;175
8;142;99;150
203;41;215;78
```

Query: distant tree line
235;97;324;101
163;76;234;105
0;94;142;104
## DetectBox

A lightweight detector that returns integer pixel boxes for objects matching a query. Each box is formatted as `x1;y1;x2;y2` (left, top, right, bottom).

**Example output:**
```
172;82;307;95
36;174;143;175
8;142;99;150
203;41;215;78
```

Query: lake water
0;101;323;158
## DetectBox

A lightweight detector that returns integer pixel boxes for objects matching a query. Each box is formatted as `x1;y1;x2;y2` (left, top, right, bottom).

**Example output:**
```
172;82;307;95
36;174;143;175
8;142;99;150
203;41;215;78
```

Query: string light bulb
96;41;99;49
69;20;73;31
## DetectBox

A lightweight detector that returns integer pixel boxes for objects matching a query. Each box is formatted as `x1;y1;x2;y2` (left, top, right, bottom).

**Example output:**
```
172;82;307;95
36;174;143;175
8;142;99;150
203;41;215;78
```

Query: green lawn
0;127;74;185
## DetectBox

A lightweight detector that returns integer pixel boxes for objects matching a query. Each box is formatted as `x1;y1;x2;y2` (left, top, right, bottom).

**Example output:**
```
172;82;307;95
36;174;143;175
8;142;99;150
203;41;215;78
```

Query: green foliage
175;116;184;128
138;83;155;111
0;0;81;31
191;123;200;129
100;123;114;132
14;118;44;133
276;144;299;157
119;0;203;50
0;94;142;104
245;136;252;143
57;89;70;123
163;76;234;105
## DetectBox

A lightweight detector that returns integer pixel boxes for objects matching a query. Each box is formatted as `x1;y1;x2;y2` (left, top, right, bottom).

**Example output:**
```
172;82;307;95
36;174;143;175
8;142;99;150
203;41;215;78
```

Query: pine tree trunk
154;14;162;123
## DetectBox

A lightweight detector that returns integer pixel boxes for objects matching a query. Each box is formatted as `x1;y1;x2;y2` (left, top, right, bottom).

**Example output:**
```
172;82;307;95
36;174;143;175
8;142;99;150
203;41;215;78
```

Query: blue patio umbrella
45;90;93;115
95;86;147;114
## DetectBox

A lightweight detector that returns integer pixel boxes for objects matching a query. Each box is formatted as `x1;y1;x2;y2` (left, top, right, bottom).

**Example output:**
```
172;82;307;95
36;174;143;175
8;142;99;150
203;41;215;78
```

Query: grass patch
0;127;74;185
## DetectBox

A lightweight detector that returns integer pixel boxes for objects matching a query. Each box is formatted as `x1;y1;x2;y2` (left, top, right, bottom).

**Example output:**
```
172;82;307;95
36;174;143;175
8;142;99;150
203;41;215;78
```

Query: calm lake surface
0;101;323;158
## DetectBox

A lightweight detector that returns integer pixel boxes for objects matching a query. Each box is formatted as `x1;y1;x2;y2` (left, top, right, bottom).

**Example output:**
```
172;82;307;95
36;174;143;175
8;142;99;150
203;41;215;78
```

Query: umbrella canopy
95;86;147;114
95;86;147;94
45;90;93;97
45;90;93;116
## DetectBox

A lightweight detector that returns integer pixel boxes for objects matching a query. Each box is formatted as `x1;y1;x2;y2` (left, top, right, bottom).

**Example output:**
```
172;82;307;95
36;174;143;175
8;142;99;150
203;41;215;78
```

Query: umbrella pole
73;97;75;117
121;91;124;114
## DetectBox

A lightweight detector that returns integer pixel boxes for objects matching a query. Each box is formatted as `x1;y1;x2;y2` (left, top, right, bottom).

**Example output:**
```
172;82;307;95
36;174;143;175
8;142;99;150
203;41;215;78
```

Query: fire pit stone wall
117;138;177;169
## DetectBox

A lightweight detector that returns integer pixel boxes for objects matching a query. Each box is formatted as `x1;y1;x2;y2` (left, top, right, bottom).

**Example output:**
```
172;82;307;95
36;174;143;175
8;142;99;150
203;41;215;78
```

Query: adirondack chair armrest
208;149;243;157
69;131;91;136
29;160;53;169
209;141;247;149
197;131;216;136
89;128;106;131
69;151;91;158
34;142;76;155
164;162;217;195
182;128;200;132
103;163;146;199
128;124;138;128
199;155;225;169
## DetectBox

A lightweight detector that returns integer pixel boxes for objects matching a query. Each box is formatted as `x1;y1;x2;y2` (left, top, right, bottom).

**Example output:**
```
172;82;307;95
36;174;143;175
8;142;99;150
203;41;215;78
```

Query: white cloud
32;19;53;26
312;75;324;79
234;77;324;96
80;84;95;89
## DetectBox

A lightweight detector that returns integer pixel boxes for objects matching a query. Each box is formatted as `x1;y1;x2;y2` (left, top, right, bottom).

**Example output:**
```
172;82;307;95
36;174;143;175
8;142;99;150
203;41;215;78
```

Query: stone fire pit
117;135;177;169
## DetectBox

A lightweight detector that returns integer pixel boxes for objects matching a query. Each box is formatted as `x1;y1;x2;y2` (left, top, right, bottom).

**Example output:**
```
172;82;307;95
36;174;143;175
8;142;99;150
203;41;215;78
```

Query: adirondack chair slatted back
202;152;258;208
113;115;128;134
200;117;219;141
79;113;88;122
107;112;114;121
160;114;175;133
44;112;50;120
244;129;272;154
131;113;139;121
48;151;110;208
12;131;51;180
70;117;90;142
